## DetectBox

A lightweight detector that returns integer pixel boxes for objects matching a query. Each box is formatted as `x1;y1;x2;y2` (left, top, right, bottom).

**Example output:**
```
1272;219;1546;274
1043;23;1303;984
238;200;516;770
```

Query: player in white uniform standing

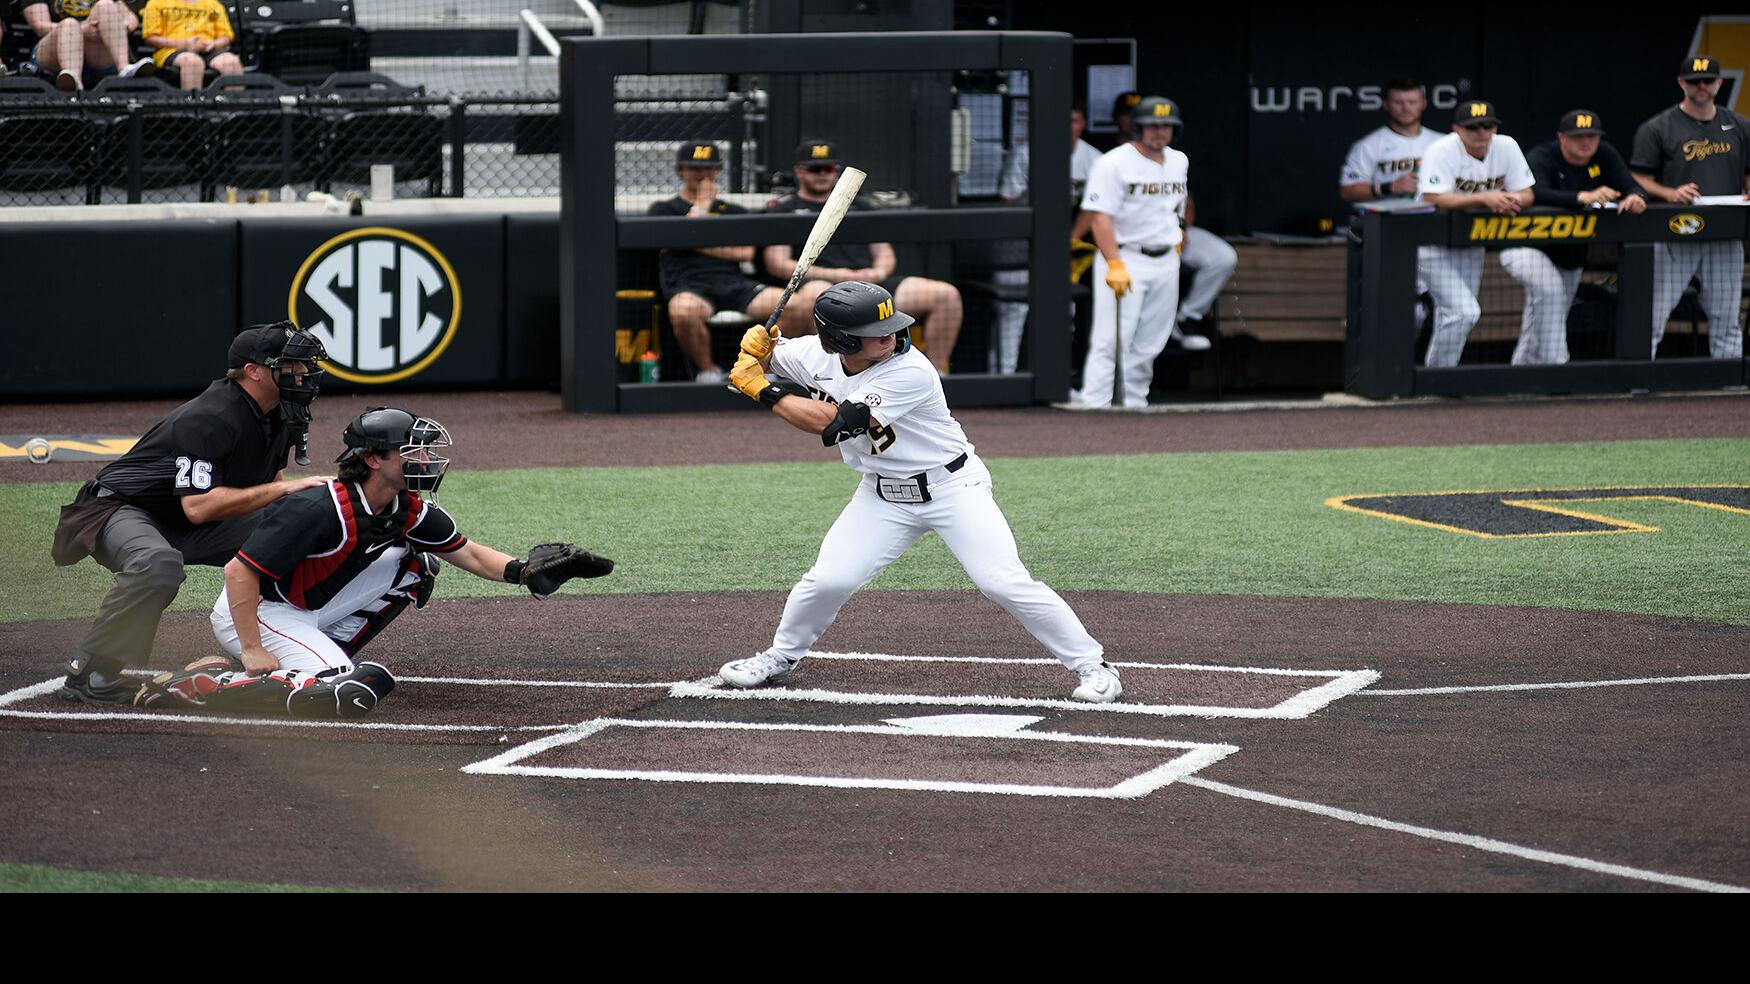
1078;96;1194;408
720;281;1121;702
1415;100;1535;366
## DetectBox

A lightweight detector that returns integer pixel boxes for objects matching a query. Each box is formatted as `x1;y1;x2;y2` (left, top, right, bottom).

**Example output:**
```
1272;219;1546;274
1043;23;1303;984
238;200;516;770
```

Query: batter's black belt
875;452;968;504
1123;243;1174;258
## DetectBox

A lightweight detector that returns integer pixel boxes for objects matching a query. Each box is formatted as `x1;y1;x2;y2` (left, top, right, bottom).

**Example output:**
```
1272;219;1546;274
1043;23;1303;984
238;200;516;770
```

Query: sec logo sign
288;227;462;384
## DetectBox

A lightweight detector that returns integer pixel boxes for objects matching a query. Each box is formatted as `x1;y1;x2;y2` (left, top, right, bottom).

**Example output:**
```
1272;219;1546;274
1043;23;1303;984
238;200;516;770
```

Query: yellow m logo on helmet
812;145;831;159
1155;103;1172;117
877;300;894;320
692;145;714;160
1469;103;1488;117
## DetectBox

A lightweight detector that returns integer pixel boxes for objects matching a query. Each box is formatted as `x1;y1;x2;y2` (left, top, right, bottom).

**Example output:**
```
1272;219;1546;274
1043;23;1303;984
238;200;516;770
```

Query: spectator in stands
649;141;794;384
1499;110;1645;365
765;139;964;373
1630;55;1750;359
1339;79;1445;204
140;0;239;91
22;0;154;92
1416;100;1536;367
1110;89;1232;348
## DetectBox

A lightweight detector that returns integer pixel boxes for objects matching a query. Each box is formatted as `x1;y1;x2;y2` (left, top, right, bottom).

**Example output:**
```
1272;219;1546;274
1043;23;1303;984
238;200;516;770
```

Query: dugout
1346;205;1750;398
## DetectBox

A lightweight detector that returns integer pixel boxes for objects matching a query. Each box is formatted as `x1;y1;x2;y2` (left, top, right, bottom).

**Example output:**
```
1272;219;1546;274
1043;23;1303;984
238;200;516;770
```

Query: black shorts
877;275;908;297
672;272;767;316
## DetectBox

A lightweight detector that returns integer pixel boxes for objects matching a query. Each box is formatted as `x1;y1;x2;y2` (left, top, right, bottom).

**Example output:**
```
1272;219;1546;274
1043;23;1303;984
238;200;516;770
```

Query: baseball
25;438;53;465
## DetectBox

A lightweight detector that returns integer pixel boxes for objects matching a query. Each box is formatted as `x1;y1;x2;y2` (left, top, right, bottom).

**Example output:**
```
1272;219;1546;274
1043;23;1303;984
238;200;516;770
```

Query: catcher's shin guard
204;670;315;715
286;661;396;719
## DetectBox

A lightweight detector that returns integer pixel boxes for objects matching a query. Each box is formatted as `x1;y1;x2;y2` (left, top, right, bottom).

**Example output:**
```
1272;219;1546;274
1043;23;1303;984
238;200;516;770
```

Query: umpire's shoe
58;667;141;705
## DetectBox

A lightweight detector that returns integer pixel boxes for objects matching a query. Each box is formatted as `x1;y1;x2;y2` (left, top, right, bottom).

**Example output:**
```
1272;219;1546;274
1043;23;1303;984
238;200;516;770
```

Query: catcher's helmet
1133;96;1183;130
336;407;452;495
814;281;915;356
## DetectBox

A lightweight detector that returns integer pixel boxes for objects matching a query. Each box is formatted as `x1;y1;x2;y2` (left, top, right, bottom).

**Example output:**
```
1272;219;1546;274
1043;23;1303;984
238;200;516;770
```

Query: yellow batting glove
1069;241;1097;284
740;323;779;361
1105;258;1132;298
728;351;770;402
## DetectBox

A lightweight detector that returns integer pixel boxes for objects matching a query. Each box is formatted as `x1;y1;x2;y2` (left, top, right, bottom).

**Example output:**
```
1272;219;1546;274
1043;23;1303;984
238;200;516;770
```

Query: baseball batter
1078;95;1194;408
1630;55;1750;359
720;282;1121;703
1416;100;1535;367
133;407;614;717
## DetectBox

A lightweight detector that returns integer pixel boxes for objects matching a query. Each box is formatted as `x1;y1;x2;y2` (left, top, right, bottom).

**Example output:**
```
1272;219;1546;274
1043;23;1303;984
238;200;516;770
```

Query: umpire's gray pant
1500;248;1583;365
69;505;261;675
1650;240;1745;359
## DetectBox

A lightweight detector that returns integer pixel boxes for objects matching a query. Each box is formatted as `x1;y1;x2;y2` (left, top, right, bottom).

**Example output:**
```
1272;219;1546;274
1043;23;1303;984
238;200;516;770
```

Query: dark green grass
2;437;1746;626
0;861;364;893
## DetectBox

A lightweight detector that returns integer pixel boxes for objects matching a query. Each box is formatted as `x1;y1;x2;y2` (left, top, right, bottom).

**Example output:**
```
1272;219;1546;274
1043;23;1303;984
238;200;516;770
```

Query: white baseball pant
209;551;421;674
767;456;1104;674
989;268;1030;374
1499;248;1582;365
1083;249;1181;408
1650;240;1745;359
1417;245;1484;367
1178;227;1237;322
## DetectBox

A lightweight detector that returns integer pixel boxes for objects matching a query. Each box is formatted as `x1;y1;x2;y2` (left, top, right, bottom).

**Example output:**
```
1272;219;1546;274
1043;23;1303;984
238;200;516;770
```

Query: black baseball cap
676;142;723;166
1680;55;1721;80
1454;100;1500;128
1558;109;1604;135
795;139;841;166
227;325;289;370
1112;90;1141;119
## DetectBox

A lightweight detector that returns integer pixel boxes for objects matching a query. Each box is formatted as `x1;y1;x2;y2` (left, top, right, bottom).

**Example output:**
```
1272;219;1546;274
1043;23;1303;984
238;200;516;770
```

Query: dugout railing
1346;206;1750;398
558;31;1072;413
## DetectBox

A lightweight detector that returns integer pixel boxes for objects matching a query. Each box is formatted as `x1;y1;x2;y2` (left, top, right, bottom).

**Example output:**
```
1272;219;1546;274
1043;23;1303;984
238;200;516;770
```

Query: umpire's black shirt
95;378;292;529
1525;140;1642;269
1630;104;1750;195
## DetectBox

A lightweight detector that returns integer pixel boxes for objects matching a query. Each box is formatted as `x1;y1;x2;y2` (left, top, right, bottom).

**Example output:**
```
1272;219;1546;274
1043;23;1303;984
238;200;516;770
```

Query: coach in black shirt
1498;110;1646;364
50;324;328;703
1630;55;1750;358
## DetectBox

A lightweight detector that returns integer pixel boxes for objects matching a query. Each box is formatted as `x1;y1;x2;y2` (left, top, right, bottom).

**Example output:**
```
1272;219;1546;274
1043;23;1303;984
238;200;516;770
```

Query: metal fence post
126;102;144;204
1616;243;1655;361
449;97;466;197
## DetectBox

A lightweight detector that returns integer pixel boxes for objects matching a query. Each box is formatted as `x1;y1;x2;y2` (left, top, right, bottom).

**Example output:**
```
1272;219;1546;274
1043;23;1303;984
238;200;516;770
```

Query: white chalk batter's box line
462;716;1241;799
672;651;1381;719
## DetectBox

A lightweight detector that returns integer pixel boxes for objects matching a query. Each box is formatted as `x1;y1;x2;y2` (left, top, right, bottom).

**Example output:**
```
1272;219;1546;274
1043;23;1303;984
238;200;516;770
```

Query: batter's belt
874;451;968;504
1122;243;1175;258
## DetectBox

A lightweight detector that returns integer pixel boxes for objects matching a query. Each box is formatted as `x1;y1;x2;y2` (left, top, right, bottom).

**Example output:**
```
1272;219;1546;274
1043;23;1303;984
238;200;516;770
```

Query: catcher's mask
336;407;452;496
251;320;328;406
814;281;914;356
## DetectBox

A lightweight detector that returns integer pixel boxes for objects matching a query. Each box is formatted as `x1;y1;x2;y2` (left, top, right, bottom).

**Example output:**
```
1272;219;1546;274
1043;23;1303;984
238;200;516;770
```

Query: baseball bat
763;165;867;336
1112;290;1125;408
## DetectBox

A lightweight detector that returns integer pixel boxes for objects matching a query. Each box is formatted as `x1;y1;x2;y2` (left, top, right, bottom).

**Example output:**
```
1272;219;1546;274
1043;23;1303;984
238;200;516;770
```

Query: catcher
135;407;613;718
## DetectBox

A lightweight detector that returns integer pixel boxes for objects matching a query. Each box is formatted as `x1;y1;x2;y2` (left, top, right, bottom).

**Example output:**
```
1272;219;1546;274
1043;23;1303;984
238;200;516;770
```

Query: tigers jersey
140;0;233;42
1081;142;1190;249
236;481;467;614
1339;125;1445;191
1418;132;1535;199
768;334;972;478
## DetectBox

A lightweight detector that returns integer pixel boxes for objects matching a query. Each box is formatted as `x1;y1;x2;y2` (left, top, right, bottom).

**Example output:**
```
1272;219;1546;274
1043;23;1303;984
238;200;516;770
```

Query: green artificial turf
2;437;1746;626
0;861;364;893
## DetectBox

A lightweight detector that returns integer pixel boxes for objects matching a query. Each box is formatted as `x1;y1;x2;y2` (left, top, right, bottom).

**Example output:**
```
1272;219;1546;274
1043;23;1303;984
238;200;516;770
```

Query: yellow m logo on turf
1469;103;1488;117
877;300;894;320
812;145;831;159
1576;114;1593;128
692;146;714;160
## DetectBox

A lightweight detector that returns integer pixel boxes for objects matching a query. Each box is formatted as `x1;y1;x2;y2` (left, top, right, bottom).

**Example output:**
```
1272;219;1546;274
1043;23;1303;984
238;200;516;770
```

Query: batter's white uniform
1080;142;1190;407
990;139;1105;373
759;335;1105;673
1340;125;1445;198
1415;132;1535;366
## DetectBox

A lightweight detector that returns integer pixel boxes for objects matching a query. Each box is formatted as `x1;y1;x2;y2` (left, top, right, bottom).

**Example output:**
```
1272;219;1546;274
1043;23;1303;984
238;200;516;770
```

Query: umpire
51;323;329;703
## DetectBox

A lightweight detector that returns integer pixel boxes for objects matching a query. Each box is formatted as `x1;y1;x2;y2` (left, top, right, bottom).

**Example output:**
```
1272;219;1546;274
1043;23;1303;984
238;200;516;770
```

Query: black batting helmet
336;407;452;495
814;281;914;356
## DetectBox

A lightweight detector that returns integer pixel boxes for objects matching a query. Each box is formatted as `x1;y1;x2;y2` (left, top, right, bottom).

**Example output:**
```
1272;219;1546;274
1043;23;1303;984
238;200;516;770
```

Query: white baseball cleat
1176;332;1213;352
718;651;799;688
1071;662;1123;703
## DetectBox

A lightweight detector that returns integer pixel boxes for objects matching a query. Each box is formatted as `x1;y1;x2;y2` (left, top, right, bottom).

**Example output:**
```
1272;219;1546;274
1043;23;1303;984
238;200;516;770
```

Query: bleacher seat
312;71;443;196
204;72;324;189
233;0;370;87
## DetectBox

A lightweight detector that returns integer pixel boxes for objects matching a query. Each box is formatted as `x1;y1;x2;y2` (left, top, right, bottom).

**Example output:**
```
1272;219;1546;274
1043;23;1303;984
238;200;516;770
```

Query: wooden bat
762;165;867;337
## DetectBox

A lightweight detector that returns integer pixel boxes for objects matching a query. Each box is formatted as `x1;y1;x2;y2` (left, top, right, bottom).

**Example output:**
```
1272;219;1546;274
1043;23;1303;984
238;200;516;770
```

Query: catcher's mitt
517;542;614;596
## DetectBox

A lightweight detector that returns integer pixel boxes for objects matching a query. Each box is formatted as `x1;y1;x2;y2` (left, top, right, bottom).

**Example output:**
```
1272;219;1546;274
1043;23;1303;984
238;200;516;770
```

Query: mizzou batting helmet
814;281;914;356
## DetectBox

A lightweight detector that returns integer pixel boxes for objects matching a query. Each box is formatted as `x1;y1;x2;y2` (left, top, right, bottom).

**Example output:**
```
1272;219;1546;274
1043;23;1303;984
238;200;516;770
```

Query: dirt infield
3;393;1748;891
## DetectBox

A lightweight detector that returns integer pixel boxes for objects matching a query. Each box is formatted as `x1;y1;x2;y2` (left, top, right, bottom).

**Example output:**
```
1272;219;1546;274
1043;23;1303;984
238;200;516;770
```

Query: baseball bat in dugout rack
615;289;662;383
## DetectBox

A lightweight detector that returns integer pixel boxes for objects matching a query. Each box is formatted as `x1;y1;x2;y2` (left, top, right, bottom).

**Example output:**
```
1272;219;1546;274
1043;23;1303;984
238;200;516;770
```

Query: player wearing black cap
49;322;329;703
1499;110;1646;365
648;140;795;383
1631;55;1750;358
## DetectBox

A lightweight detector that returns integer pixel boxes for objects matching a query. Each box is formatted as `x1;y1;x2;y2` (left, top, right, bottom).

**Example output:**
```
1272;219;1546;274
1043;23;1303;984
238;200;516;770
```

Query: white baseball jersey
1417;132;1535;199
998;139;1105;204
1339;125;1445;189
769;335;972;477
1081;142;1190;248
